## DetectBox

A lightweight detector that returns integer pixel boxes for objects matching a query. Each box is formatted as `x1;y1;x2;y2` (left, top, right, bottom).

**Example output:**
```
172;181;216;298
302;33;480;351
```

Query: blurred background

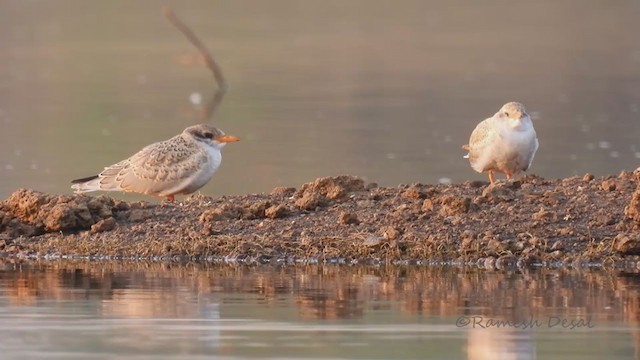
1;0;639;200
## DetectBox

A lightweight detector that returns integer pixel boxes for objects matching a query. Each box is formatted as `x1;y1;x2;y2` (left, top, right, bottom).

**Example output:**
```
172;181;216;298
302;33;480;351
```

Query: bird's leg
166;194;175;202
488;171;496;184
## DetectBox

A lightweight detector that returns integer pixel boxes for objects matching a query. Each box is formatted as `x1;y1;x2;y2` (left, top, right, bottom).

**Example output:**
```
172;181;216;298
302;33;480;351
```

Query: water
1;1;640;200
0;261;638;359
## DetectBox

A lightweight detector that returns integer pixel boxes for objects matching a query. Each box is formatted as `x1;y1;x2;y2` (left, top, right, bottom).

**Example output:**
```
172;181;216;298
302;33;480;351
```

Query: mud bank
3;173;640;267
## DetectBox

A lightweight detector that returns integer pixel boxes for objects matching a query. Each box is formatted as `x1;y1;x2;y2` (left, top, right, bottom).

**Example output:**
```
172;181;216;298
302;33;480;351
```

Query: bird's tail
462;144;470;159
71;175;100;194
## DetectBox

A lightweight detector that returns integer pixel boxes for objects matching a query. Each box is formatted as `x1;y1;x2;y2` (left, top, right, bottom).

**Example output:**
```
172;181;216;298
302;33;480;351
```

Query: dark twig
163;6;227;122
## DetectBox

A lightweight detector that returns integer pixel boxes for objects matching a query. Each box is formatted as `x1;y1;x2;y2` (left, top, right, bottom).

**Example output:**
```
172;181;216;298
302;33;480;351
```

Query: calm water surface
0;261;639;359
1;1;640;199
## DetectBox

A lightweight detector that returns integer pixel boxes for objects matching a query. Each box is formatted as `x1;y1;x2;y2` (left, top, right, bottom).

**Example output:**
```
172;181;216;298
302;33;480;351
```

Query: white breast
473;117;538;173
158;143;222;196
183;144;222;194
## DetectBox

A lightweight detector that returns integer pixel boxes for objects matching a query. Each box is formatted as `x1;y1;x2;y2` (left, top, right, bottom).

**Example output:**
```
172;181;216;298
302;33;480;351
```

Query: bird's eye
504;111;510;117
203;132;214;139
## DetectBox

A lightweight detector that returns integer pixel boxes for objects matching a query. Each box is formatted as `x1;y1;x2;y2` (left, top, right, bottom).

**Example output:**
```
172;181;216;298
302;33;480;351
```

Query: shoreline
2;173;640;268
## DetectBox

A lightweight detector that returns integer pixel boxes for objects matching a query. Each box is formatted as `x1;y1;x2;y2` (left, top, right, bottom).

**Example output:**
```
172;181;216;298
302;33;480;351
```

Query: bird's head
185;124;240;149
498;102;529;122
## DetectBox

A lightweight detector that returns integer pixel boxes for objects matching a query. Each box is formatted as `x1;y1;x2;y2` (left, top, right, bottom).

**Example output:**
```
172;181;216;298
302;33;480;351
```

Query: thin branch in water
163;6;227;122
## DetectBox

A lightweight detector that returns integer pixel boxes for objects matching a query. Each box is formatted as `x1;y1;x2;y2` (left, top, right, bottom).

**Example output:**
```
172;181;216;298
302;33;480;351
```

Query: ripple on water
598;141;611;149
190;92;203;105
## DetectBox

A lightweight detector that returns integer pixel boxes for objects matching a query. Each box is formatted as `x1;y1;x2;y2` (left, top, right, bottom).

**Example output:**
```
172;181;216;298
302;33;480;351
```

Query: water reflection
2;261;637;321
467;327;535;360
0;260;639;359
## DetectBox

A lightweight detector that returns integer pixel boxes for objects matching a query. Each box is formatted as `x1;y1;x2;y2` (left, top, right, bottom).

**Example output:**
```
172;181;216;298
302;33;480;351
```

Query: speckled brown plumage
71;124;239;200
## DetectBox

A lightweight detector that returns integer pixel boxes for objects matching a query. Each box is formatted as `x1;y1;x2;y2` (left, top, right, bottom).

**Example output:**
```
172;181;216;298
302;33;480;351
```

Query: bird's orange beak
215;135;240;143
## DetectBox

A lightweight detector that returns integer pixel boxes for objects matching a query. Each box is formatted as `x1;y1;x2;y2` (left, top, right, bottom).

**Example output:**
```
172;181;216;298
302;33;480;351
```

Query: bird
463;102;538;184
71;124;239;201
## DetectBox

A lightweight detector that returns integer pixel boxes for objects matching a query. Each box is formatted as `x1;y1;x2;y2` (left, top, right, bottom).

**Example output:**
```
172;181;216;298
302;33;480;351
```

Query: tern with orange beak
463;102;538;184
71;124;239;201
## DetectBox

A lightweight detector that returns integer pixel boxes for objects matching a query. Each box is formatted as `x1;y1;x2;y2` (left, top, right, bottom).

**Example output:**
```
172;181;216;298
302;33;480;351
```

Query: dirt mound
2;173;640;266
295;175;366;199
0;189;123;238
625;183;640;223
294;175;366;210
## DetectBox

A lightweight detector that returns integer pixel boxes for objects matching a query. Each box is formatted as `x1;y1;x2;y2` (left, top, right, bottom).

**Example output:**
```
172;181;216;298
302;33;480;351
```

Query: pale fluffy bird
463;102;538;183
71;124;239;201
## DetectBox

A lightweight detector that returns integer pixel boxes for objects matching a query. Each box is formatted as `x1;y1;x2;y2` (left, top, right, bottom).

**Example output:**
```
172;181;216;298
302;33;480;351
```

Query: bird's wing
525;136;540;170
466;118;497;165
95;138;208;196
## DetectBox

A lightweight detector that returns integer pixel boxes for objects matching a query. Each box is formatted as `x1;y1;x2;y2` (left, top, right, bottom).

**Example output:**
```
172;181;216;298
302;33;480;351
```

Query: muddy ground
3;172;640;267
